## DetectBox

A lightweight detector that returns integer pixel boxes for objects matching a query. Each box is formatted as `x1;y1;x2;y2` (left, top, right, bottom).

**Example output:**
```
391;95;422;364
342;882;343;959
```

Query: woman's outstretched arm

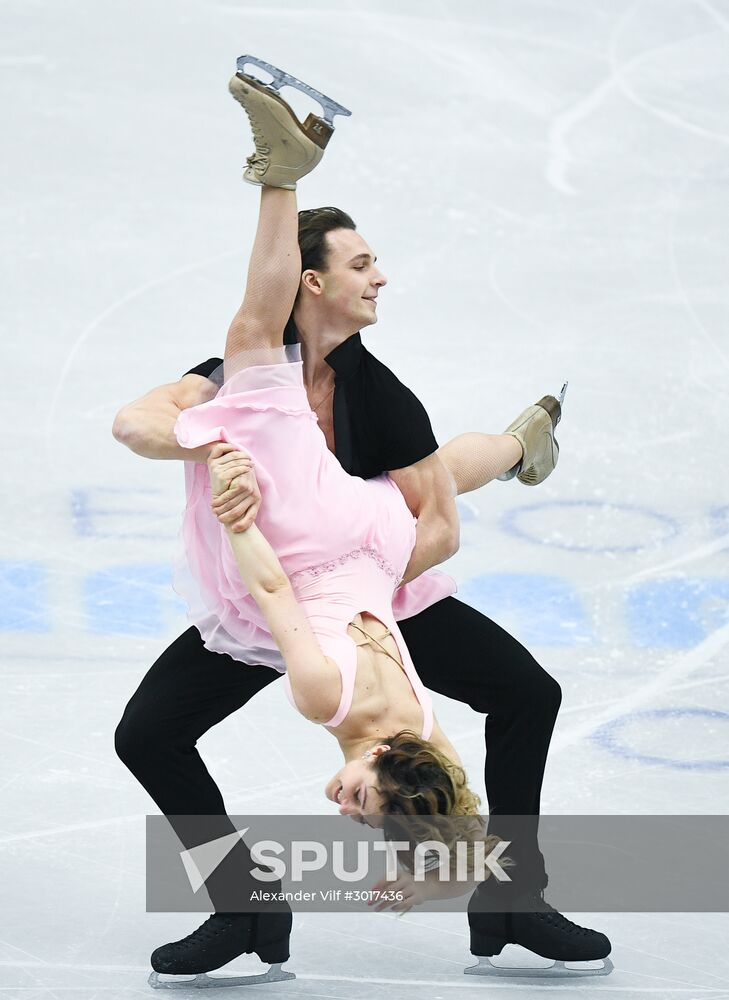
224;186;301;374
208;444;340;722
229;527;340;724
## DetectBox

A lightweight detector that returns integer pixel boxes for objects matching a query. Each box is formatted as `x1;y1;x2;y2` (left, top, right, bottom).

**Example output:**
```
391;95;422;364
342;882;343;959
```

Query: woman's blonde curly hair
371;730;506;878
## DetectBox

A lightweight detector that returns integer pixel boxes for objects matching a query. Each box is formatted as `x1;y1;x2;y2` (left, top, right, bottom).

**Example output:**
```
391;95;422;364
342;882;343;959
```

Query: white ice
2;0;729;996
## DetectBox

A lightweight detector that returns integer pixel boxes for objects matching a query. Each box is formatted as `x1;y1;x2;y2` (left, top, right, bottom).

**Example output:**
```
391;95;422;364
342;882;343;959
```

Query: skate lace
243;110;271;170
534;891;592;936
179;914;237;948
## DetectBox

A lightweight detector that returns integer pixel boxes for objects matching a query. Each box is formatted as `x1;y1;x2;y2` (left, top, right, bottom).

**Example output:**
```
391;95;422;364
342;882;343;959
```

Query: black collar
324;332;363;379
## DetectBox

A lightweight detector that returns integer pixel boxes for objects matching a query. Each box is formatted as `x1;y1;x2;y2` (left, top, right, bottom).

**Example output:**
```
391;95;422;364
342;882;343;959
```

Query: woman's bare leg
224;186;300;375
438;432;523;495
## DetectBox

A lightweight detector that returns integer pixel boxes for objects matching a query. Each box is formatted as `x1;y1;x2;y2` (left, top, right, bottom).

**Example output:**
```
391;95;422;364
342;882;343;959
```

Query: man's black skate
467;890;613;979
148;912;294;989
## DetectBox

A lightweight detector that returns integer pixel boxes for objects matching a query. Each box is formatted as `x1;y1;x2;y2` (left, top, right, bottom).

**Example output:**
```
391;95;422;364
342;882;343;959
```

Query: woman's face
325;759;385;822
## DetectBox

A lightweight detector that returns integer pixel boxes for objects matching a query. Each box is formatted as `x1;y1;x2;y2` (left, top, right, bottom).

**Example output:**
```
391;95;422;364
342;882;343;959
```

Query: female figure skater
172;71;563;863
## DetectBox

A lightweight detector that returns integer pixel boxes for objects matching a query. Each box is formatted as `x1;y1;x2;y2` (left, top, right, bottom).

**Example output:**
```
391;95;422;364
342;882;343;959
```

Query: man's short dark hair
298;206;356;273
285;207;356;343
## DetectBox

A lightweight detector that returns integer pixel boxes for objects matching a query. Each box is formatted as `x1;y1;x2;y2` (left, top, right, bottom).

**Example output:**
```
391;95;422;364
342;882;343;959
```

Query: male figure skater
113;62;611;982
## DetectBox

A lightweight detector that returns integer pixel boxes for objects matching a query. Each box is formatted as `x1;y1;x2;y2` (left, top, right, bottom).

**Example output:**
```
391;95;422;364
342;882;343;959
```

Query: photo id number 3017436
318;889;405;903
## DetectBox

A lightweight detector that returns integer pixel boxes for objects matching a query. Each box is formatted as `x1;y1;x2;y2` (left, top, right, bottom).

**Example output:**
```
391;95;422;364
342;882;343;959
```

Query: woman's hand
207;442;262;532
369;871;431;915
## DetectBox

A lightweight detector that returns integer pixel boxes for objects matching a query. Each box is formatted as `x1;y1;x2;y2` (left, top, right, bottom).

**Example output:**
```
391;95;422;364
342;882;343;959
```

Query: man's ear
301;269;323;295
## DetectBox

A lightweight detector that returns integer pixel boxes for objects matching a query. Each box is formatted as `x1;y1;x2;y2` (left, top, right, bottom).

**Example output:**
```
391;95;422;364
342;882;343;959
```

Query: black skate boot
466;889;613;979
148;911;294;989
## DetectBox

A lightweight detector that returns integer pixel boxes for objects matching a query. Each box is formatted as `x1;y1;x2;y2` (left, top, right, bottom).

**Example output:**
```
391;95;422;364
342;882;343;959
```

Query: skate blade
236;54;351;125
148;963;295;989
540;382;568;428
556;381;568;421
465;955;613;979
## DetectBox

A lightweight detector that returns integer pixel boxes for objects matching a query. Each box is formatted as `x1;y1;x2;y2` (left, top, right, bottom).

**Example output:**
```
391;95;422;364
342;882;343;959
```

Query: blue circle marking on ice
458;572;594;646
626;578;729;648
708;504;729;540
0;561;50;632
501;500;681;554
592;708;729;770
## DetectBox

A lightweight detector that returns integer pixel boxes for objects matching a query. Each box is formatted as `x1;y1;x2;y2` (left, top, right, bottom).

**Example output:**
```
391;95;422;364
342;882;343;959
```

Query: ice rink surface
2;0;729;995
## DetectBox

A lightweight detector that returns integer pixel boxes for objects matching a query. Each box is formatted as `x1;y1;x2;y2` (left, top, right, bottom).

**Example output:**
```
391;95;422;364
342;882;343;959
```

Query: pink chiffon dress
173;348;456;736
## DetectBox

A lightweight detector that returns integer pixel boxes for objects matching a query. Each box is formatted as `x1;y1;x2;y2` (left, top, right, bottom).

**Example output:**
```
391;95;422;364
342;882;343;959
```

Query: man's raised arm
112;374;219;463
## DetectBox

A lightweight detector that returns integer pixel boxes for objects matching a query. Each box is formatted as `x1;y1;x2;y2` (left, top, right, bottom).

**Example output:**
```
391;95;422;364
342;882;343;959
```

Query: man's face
312;229;388;331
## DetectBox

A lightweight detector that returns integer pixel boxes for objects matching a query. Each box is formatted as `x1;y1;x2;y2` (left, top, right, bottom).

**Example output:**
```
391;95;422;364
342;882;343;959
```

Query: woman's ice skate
229;55;351;189
498;383;567;486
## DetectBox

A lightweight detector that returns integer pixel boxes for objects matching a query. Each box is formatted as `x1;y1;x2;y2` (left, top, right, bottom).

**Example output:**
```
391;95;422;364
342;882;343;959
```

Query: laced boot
469;888;611;963
150;910;291;975
228;74;331;189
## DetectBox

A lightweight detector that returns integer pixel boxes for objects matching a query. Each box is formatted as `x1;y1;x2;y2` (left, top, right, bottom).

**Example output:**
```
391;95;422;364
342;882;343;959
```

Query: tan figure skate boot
229;73;333;189
498;384;567;486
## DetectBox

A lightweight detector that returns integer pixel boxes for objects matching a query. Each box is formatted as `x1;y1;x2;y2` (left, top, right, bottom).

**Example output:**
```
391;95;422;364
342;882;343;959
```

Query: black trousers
115;596;561;906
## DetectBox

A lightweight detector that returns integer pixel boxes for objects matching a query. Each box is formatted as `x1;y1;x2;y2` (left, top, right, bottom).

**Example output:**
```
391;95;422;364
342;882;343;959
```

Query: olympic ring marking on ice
592;708;729;770
500;500;681;554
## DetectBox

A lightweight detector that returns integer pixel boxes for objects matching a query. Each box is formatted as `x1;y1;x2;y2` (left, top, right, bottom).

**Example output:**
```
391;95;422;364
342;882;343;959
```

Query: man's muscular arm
112;374;219;462
112;373;262;531
389;452;460;585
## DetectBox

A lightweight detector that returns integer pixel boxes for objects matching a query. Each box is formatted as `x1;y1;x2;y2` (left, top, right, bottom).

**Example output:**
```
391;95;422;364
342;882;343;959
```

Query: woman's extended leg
224;186;300;373
439;390;563;492
438;432;522;494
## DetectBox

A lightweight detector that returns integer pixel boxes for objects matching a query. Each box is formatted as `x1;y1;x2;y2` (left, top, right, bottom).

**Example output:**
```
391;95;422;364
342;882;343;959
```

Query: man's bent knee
520;667;562;721
543;672;562;717
114;706;161;771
